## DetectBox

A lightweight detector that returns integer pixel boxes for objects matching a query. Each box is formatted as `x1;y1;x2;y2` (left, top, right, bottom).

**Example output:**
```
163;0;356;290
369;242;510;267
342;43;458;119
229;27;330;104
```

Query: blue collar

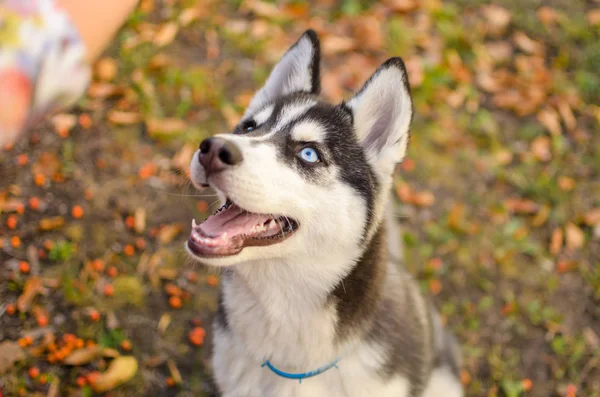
261;357;341;383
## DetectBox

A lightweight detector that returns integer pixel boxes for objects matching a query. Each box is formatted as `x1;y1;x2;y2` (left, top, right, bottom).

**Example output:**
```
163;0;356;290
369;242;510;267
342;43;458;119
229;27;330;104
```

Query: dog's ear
345;58;412;176
244;30;320;116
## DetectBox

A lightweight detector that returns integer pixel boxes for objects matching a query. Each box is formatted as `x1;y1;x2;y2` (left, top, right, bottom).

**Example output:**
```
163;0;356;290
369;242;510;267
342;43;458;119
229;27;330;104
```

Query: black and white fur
188;30;463;397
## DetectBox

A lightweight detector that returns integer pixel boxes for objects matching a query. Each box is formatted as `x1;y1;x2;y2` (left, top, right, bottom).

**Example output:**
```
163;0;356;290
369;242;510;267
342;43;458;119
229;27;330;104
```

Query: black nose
198;137;243;172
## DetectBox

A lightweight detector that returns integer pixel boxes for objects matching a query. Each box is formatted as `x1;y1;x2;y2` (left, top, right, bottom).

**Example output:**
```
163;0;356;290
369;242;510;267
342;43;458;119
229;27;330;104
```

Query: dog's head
187;30;412;267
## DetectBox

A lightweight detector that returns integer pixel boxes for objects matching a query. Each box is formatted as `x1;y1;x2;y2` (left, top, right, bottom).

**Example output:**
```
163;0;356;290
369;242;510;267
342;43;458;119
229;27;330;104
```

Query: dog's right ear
244;30;320;117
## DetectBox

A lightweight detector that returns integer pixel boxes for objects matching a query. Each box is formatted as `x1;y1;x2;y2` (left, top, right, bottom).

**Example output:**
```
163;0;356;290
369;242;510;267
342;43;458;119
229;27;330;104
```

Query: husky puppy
187;30;463;397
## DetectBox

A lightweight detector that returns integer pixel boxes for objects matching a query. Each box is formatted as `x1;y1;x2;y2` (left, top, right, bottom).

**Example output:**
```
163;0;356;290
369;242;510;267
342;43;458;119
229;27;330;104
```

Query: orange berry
75;338;84;348
91;259;105;272
38;374;48;384
76;376;87;387
188;327;206;346
125;216;135;229
566;384;577;397
166;377;175;387
196;200;209;212
15;203;25;214
107;266;118;278
521;378;533;391
206;275;219;287
104;284;115;296
43;240;54;250
89;309;100;322
123;244;135;256
84;189;94;200
401;158;415;172
63;333;77;344
6;303;16;315
18;338;28;348
16;154;28;166
24;335;33;346
428;279;442;295
71;205;84;219
79;114;92;129
87;371;100;385
120;339;132;351
57;126;69;138
138;163;156;179
19;261;30;274
33;173;46;186
135;237;146;250
186;271;198;283
28;367;40;379
164;283;182;297
169;295;182;309
86;340;96;347
6;215;18;229
8;236;18;248
37;315;49;327
52;173;65;183
47;342;57;352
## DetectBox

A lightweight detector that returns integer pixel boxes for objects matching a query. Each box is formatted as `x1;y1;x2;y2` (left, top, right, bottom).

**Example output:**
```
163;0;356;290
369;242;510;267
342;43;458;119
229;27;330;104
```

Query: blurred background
0;0;599;396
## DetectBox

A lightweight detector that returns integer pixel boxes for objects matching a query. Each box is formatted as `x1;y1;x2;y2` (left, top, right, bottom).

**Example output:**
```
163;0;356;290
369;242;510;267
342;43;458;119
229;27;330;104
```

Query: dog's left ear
244;30;320;117
345;58;413;177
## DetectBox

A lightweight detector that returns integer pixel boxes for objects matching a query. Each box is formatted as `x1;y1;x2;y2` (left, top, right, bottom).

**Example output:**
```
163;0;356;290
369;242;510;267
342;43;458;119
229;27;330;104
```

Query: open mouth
187;199;299;257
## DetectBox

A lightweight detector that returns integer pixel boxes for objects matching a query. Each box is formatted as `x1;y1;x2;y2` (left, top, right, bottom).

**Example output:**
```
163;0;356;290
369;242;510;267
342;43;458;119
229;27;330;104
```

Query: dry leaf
537;7;558;25
157;268;178;280
95;58;118;81
107;110;141;125
557;101;576;131
134;208;146;234
146;118;187;135
154;22;179;47
51;114;77;133
587;9;600;25
532;204;550;226
550;227;563;255
513;32;544;55
172;143;195;171
158;224;182;244
63;345;102;365
584;208;600;226
322;36;355;55
537;108;561;135
91;356;138;392
531;136;552;162
221;104;241;130
485;42;513;63
245;0;282;18
39;216;65;231
504;198;538;214
17;277;45;312
482;5;511;35
558;176;575;192
0;341;25;374
353;16;384;50
413;191;435;207
448;203;465;231
47;378;60;397
167;359;183;384
88;82;121;98
565;223;585;251
179;8;201;26
404;56;424;87
384;0;418;12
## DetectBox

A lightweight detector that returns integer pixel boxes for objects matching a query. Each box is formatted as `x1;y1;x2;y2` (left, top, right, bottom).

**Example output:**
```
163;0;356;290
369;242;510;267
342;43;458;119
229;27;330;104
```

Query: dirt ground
1;0;599;396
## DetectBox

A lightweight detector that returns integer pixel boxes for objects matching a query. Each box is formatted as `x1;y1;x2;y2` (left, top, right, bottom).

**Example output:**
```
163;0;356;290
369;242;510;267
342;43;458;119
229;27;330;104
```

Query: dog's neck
219;224;388;369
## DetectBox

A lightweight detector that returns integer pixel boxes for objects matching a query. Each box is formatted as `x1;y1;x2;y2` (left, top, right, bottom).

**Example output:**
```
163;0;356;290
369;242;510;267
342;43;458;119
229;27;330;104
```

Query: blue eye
298;147;320;163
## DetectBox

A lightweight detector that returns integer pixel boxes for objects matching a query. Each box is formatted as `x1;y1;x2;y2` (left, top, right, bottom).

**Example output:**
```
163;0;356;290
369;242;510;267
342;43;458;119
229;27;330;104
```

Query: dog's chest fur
211;227;432;397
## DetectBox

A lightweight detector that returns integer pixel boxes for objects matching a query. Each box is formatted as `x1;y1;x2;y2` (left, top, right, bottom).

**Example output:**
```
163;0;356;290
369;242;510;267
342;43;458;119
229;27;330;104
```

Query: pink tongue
199;205;272;237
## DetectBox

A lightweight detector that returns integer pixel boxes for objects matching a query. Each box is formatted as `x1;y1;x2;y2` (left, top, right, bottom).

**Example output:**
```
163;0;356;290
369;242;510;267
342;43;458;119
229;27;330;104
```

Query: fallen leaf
17;277;46;312
404;56;424;87
245;0;282;18
179;8;201;26
221;104;241;130
537;7;558;25
504;198;538;214
549;228;563;255
87;82;121;98
537;108;561;135
482;5;511;35
47;378;60;397
384;0;418;12
587;9;600;25
39;217;65;231
51;114;77;134
94;58;118;81
134;208;146;234
558;176;575;192
584;209;600;226
322;35;355;55
167;359;183;385
154;22;179;47
146;118;187;135
63;345;102;365
0;341;25;374
91;356;138;392
485;41;513;64
107;110;141;125
531;136;552;162
557;101;576;131
353;16;384;50
158;224;182;244
513;32;544;55
532;204;550;226
157;268;178;280
413;191;435;207
565;223;585;251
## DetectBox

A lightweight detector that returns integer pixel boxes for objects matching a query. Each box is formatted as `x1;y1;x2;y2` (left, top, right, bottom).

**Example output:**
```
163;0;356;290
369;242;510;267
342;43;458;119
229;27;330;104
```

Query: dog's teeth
221;232;228;240
192;218;198;228
268;220;277;229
